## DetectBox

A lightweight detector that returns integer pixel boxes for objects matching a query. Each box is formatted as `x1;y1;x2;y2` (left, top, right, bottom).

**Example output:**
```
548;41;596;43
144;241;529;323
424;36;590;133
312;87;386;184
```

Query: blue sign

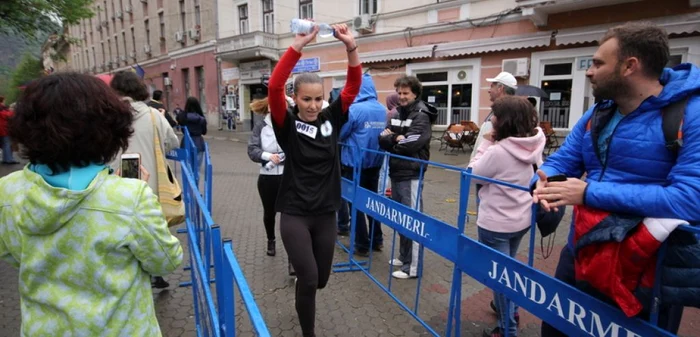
352;186;461;262
292;57;321;73
455;235;675;337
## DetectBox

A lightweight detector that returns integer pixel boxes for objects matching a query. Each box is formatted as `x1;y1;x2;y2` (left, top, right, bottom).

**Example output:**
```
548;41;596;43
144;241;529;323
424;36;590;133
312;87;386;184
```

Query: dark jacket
177;111;207;152
147;100;177;127
378;100;437;182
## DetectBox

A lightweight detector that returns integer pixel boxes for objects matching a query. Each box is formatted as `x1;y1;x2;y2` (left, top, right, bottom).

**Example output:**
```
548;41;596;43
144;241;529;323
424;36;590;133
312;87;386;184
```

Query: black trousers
257;174;282;241
280;212;337;337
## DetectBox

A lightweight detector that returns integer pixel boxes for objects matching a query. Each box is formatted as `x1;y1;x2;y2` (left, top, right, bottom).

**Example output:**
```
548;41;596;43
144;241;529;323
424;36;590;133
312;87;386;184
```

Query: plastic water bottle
290;18;334;38
265;153;285;170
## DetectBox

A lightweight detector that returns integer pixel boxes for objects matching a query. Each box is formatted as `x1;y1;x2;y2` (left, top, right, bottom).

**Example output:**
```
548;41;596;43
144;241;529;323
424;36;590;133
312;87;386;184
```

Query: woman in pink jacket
468;96;545;337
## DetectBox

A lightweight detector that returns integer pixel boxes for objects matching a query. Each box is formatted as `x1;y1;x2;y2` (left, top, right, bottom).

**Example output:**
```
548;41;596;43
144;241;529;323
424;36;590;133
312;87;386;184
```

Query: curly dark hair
9;72;134;173
110;70;150;101
491;96;538;141
394;75;423;97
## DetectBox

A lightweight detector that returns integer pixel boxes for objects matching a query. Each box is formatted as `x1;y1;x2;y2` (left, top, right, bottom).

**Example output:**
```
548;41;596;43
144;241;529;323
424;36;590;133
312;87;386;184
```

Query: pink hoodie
469;128;546;233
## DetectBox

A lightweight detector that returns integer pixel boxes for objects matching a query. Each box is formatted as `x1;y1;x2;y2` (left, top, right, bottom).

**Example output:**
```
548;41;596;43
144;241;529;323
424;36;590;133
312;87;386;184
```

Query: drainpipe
214;0;223;130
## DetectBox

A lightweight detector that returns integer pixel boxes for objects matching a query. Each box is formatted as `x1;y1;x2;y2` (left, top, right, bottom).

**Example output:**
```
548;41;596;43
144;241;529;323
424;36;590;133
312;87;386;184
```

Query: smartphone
120;153;141;179
547;174;567;182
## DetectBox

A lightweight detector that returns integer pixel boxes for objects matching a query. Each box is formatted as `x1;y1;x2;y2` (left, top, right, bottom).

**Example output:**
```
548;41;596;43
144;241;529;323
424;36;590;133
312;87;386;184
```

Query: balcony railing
217;31;278;54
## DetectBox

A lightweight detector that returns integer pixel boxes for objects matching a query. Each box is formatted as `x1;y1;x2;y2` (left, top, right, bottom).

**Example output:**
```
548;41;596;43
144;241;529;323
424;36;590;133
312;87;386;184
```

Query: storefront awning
555;13;700;46
433;32;553;58
359;44;436;63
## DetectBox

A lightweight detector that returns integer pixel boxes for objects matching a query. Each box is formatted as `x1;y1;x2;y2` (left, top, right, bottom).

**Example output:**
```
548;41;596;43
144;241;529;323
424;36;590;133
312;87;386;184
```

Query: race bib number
295;120;318;139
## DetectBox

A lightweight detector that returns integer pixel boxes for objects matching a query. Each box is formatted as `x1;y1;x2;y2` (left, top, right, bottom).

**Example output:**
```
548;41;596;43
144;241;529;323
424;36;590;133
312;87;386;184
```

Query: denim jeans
1;136;16;163
478;226;529;336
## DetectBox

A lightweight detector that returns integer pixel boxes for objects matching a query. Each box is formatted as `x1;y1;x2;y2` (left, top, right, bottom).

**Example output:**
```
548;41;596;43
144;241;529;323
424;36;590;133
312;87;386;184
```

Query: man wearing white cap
469;71;518;162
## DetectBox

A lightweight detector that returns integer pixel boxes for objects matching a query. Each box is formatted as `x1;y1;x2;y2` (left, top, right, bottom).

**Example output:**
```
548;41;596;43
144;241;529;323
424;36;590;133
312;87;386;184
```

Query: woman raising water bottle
268;22;361;337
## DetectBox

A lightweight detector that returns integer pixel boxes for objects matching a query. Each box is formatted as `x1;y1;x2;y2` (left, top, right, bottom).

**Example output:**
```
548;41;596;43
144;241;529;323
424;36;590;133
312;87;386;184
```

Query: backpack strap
662;96;689;156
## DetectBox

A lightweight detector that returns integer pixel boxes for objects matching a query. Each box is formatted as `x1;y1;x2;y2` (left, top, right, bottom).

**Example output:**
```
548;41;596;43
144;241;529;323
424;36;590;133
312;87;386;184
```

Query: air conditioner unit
129;51;136;59
96;25;102;32
144;44;152;54
125;5;133;13
102;20;109;27
116;11;123;19
353;14;373;33
114;57;120;64
164;77;173;86
188;29;200;41
501;58;530;78
175;31;185;42
120;55;127;62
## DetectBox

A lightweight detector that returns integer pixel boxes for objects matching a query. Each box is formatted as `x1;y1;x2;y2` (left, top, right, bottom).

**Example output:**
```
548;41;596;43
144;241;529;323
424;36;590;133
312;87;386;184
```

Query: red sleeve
269;47;301;127
340;65;363;113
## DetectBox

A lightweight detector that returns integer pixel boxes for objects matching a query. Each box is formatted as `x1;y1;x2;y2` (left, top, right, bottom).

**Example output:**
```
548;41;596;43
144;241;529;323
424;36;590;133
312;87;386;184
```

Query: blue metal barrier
176;129;270;337
337;145;686;337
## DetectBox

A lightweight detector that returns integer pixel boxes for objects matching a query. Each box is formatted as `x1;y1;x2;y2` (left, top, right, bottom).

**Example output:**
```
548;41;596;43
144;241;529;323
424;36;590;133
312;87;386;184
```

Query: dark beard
592;64;629;100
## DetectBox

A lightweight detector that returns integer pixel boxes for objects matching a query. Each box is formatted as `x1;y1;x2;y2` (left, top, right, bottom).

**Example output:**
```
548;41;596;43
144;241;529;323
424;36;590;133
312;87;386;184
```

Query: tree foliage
0;0;94;38
6;54;44;103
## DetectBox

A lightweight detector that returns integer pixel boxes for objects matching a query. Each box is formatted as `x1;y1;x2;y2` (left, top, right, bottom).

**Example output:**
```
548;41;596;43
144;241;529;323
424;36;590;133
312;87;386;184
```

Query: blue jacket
339;74;386;169
536;63;700;306
537;63;700;247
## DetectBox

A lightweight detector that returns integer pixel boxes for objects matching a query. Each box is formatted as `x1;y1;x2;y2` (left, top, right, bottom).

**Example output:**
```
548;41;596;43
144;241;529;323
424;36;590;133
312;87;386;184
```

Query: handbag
150;110;186;227
532;164;566;258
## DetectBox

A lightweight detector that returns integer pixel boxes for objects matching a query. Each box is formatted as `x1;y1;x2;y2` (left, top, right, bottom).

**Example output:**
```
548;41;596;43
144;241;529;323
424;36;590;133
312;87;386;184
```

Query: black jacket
147;100;177;127
378;100;437;182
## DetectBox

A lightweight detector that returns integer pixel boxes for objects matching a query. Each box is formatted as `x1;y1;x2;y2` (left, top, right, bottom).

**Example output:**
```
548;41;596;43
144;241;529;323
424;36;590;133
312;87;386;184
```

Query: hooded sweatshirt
109;98;179;196
472;128;545;233
339;74;387;169
0;166;183;336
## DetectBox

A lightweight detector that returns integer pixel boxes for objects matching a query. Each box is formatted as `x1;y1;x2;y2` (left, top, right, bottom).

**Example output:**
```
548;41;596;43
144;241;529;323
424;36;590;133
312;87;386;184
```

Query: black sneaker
152;276;170;289
354;248;369;257
372;244;383;252
490;300;520;325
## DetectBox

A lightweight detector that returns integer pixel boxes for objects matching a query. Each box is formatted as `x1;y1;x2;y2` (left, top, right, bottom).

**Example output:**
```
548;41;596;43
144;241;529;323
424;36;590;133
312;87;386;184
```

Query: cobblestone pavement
1;131;699;337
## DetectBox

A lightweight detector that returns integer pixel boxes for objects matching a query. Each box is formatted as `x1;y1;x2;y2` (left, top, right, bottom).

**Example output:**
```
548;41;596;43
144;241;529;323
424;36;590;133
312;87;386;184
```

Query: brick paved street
1;131;699;336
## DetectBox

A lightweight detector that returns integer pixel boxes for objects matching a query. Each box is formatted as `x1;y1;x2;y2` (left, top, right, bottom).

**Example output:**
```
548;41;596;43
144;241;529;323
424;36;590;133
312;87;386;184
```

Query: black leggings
257;174;282;241
280;212;337;337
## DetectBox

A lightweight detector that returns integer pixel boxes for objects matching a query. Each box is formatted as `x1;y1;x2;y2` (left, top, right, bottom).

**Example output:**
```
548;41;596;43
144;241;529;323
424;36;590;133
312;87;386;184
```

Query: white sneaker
388;259;404;266
392;270;417;279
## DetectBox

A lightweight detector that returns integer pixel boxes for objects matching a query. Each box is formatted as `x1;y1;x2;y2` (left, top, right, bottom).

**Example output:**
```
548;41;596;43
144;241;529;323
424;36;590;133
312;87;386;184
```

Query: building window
182;68;191;98
144;19;150;46
159;13;165;40
115;35;120;61
299;0;312;19
194;1;201;27
539;61;573;129
122;31;127;62
238;4;249;34
414;69;473;126
262;0;274;33
180;1;186;33
196;66;206;110
360;0;377;15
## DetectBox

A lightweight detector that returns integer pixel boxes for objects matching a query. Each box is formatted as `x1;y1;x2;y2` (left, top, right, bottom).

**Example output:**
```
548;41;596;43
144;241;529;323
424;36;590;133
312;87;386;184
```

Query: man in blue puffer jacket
532;22;700;336
340;73;387;256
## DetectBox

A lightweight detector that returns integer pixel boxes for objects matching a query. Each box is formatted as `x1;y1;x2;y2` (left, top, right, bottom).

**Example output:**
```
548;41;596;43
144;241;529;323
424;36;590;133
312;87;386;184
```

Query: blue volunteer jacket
339;74;386;169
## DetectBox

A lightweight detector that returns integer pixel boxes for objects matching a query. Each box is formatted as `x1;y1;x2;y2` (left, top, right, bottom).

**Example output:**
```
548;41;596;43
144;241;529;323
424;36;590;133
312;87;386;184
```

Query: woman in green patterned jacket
0;72;183;336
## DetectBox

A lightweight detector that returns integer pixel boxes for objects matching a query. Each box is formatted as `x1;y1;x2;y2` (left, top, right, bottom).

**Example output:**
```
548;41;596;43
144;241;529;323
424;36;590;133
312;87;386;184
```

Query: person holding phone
109;70;179;289
0;72;182;336
468;96;545;337
268;22;361;337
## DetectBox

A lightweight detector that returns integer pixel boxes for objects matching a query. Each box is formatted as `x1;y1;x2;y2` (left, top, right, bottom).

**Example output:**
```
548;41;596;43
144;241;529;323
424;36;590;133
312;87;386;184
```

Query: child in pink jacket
468;96;545;337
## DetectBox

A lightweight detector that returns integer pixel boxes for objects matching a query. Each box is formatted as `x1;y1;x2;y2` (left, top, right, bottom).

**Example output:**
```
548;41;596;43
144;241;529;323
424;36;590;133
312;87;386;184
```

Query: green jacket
0;167;183;336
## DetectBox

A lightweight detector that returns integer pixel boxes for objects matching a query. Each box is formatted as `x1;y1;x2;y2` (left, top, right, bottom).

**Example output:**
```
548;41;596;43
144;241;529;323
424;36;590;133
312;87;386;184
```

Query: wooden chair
540;121;560;155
